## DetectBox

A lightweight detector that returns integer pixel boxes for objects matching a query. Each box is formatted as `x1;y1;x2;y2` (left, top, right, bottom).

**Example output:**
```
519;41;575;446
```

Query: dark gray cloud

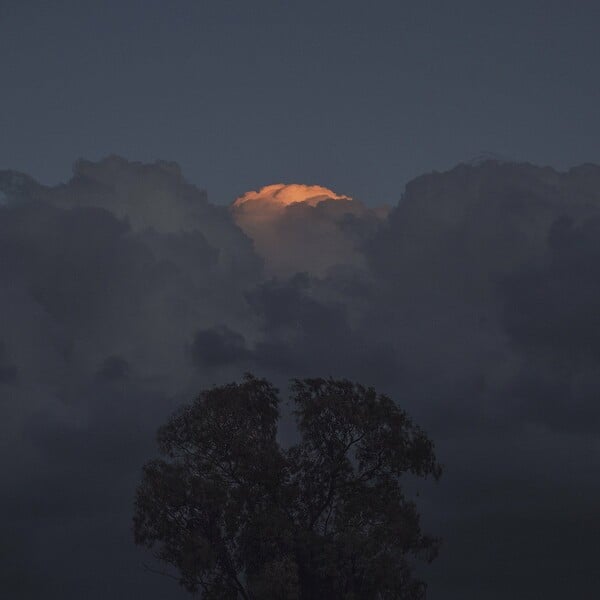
0;158;264;599
190;325;251;368
499;214;600;433
246;273;399;384
2;157;600;598
503;215;600;361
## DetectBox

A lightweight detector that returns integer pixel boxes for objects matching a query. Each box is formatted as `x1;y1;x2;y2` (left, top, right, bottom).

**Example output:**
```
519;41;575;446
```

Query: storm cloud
2;157;600;598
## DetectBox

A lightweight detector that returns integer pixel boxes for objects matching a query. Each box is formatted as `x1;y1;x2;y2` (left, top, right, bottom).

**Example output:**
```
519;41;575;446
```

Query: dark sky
2;0;600;205
2;3;600;600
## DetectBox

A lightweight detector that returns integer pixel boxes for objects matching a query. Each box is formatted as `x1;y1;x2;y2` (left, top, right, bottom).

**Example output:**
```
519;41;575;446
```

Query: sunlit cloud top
233;183;351;208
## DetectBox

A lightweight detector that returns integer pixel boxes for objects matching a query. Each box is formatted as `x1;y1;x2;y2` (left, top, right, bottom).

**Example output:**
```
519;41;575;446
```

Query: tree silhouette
134;375;442;599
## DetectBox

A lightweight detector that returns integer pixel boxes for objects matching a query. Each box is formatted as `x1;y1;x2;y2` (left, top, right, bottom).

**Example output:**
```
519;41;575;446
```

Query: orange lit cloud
231;183;388;276
233;183;351;209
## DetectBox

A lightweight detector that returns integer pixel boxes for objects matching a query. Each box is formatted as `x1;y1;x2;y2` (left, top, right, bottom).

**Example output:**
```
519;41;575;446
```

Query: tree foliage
134;375;442;599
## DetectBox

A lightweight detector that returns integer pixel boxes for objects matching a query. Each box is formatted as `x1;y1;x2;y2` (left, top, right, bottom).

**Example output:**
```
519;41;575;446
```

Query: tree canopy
133;375;442;599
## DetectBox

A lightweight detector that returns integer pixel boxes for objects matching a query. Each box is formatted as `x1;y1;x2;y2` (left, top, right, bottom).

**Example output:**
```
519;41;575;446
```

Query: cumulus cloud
2;155;262;279
231;183;389;275
3;157;600;598
190;325;251;368
0;157;265;598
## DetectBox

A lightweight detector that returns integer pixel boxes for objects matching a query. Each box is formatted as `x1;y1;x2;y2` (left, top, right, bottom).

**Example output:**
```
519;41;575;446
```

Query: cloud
233;183;352;207
231;183;388;275
244;273;398;383
498;214;600;433
0;157;265;598
190;325;251;368
502;215;600;361
2;157;600;598
1;155;262;279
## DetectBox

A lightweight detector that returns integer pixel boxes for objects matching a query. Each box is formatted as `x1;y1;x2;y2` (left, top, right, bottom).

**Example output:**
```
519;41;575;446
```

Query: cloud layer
2;158;600;598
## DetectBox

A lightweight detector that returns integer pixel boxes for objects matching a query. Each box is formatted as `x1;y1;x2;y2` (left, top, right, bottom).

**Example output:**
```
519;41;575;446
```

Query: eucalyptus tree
134;375;441;599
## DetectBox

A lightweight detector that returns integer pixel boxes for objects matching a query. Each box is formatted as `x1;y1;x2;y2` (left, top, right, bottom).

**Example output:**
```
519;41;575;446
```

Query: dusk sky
2;2;600;599
2;1;600;204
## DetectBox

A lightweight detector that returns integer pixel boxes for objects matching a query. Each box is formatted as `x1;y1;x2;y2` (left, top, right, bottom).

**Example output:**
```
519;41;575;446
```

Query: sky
2;1;600;205
2;2;600;599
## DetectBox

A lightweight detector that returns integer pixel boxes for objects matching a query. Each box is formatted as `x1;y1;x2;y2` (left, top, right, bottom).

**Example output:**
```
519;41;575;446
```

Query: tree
133;375;442;599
